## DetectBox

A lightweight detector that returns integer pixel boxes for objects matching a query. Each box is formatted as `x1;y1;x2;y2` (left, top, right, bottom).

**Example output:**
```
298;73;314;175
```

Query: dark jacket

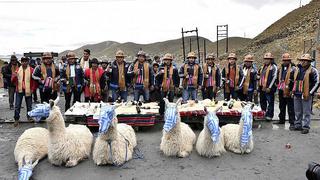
128;62;154;89
156;64;180;90
258;63;278;93
292;64;319;97
107;60;131;90
179;63;203;88
60;63;84;92
276;63;295;94
240;64;258;92
3;62;20;87
32;64;60;91
221;64;243;89
203;63;221;88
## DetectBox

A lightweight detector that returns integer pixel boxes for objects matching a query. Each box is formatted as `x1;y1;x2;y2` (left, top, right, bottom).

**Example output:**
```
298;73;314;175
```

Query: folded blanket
206;111;220;144
27;104;50;122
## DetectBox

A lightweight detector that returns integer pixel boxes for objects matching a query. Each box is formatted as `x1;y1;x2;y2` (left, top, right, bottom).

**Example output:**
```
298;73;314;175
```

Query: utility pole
216;24;229;58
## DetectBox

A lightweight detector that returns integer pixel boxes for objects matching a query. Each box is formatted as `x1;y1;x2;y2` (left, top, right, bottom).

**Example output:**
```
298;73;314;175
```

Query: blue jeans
182;88;197;103
260;91;275;119
294;96;312;129
14;92;32;121
134;89;150;102
111;89;128;102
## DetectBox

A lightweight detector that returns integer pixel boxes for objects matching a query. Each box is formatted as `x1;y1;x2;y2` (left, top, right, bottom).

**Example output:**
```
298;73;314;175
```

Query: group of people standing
2;49;319;134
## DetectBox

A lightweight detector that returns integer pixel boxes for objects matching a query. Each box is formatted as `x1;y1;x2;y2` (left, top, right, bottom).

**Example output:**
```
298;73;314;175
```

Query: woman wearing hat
239;54;258;102
202;53;221;100
258;52;278;121
60;51;84;111
3;55;20;109
11;57;35;127
291;54;319;134
32;52;60;103
106;50;131;102
179;51;203;103
222;53;243;101
274;53;296;128
128;50;154;102
84;58;104;102
150;60;161;102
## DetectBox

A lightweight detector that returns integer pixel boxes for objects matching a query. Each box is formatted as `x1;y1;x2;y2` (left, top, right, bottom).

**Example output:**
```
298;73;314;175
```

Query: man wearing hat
156;53;180;102
202;53;221;100
84;58;104;102
239;54;258;102
80;49;91;70
106;50;131;102
100;59;110;102
129;50;154;102
150;60;161;102
3;55;20;109
179;51;203;103
274;53;296;127
258;52;278;121
60;51;84;111
292;54;319;134
11;57;35;127
32;52;60;103
222;53;243;101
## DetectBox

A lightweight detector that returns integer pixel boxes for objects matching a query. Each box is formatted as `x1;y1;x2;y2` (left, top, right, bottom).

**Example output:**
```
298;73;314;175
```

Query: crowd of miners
1;49;319;134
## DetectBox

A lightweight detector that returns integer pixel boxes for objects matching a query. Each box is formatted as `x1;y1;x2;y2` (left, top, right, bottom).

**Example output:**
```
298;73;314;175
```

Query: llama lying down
160;98;196;158
196;108;226;157
221;104;254;154
93;104;137;166
46;97;93;167
14;127;49;180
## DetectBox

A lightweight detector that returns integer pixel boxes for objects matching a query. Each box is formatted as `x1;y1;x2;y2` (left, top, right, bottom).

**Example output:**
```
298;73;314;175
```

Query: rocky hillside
236;0;320;65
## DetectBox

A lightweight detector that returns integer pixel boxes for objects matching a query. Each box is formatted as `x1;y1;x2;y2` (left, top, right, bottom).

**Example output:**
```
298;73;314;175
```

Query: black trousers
202;87;216;100
40;90;57;103
278;90;295;124
65;90;81;111
224;88;238;101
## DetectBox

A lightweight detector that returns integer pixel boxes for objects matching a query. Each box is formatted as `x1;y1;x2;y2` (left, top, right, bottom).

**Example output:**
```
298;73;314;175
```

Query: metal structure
181;27;200;63
216;24;229;58
23;52;58;58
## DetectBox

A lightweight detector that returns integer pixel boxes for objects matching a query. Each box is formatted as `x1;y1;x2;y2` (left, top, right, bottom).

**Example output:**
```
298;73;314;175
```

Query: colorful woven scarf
278;64;291;97
162;65;174;92
293;65;311;100
133;62;150;89
17;66;31;96
225;64;239;93
203;63;216;91
89;68;101;97
243;67;252;95
183;64;198;88
117;62;126;91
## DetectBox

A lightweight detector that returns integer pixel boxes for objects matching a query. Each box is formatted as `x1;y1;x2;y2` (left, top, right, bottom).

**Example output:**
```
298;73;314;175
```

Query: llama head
206;110;220;144
240;104;253;147
46;96;61;123
98;105;117;134
18;157;38;180
163;98;182;132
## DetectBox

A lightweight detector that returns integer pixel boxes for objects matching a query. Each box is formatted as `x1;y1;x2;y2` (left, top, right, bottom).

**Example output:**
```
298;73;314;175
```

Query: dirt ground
1;90;320;180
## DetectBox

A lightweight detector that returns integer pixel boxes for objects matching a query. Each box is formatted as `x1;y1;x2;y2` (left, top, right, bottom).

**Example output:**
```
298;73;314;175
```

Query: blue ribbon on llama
207;111;220;144
27;104;50;122
240;106;253;147
163;106;177;132
18;166;33;180
98;105;116;134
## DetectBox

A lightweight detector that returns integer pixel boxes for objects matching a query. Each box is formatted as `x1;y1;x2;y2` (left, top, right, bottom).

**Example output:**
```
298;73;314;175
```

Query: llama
221;104;254;154
14;127;49;180
196;108;226;157
46;97;93;167
93;104;137;166
160;98;196;158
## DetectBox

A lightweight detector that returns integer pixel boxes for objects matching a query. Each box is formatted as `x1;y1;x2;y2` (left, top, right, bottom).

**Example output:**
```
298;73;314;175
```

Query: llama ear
163;98;169;106
49;100;55;108
176;98;183;106
53;96;60;105
22;156;26;166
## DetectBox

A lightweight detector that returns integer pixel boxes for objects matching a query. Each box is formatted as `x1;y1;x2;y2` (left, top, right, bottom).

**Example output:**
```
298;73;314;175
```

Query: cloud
230;0;300;9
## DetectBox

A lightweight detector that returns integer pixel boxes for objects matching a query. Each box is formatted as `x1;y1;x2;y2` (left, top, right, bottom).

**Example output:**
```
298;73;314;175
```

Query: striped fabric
18;166;33;180
206;111;220;144
240;105;253;147
163;106;178;132
27;104;50;122
97;105;116;134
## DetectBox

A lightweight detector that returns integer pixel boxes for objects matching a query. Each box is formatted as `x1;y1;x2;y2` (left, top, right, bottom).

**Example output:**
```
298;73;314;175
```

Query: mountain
59;36;251;62
235;0;320;65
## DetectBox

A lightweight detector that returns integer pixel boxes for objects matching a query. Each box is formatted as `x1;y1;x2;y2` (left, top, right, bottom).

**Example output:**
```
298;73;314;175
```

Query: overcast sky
0;0;312;55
